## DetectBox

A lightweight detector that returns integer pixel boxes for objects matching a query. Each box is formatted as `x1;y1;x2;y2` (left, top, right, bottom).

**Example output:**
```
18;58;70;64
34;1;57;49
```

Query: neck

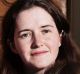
35;68;46;74
24;66;47;74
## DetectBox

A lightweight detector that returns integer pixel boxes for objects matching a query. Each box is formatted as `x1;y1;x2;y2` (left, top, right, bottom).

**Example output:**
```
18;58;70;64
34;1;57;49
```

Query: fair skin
13;6;61;74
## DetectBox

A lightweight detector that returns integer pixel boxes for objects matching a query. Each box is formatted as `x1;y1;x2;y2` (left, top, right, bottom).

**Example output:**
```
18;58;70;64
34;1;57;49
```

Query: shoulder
60;62;80;74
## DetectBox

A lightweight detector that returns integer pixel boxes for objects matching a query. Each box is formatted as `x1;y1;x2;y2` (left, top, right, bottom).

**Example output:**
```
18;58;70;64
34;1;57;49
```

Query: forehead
16;6;56;28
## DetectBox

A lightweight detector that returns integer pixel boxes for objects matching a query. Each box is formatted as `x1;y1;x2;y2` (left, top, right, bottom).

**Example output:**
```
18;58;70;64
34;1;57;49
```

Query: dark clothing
59;62;80;74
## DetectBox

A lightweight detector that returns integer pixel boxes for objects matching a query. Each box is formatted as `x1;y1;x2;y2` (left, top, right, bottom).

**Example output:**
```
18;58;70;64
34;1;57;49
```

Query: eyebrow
40;25;54;28
18;25;54;34
18;29;31;35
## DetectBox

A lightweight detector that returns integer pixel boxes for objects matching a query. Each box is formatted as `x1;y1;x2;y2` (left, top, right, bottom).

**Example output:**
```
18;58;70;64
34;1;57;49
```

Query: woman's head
13;6;62;69
2;0;78;71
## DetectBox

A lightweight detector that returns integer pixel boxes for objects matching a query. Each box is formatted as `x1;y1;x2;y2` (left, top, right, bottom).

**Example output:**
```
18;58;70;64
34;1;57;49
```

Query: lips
31;50;48;56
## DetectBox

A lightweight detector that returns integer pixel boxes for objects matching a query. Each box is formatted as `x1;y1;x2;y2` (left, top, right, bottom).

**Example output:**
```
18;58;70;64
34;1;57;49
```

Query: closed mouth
31;50;48;56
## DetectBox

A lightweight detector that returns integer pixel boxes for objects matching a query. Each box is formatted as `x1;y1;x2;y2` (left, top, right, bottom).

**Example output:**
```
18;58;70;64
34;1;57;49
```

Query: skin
13;6;61;73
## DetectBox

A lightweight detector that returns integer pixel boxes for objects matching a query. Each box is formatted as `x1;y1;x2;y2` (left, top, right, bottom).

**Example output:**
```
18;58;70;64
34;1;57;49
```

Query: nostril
31;43;38;49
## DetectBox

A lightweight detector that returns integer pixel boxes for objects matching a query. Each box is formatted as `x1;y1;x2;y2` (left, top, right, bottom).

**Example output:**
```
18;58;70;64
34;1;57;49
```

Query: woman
1;0;80;74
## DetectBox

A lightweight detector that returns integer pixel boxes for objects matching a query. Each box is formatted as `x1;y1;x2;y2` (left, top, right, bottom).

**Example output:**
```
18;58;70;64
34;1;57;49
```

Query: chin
31;60;54;69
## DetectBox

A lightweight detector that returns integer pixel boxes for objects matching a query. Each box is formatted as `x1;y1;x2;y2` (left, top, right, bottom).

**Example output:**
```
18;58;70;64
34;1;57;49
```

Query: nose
31;34;43;49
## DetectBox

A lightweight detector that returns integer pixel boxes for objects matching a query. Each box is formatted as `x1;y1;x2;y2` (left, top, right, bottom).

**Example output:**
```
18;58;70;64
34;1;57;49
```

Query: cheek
46;39;59;61
46;39;60;52
14;39;31;61
44;35;60;55
45;34;60;48
14;39;31;54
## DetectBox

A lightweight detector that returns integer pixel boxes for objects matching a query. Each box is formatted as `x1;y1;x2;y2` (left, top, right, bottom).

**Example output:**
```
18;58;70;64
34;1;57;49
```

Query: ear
59;41;61;47
59;30;63;47
60;30;64;37
7;40;18;54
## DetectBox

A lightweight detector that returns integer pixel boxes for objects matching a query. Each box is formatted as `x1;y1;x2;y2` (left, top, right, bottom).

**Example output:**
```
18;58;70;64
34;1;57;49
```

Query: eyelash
42;29;51;34
19;29;51;38
20;33;32;38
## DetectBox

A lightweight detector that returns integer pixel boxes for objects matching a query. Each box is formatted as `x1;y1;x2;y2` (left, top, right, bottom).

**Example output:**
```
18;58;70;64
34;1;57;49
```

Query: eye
21;33;29;38
19;32;32;39
42;29;51;34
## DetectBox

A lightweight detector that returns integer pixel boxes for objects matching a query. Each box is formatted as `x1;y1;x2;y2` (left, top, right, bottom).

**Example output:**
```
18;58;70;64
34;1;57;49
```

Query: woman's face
13;6;61;69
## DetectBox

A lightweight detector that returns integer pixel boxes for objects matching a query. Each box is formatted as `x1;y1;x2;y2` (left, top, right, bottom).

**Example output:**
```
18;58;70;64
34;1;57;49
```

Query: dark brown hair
1;0;80;74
